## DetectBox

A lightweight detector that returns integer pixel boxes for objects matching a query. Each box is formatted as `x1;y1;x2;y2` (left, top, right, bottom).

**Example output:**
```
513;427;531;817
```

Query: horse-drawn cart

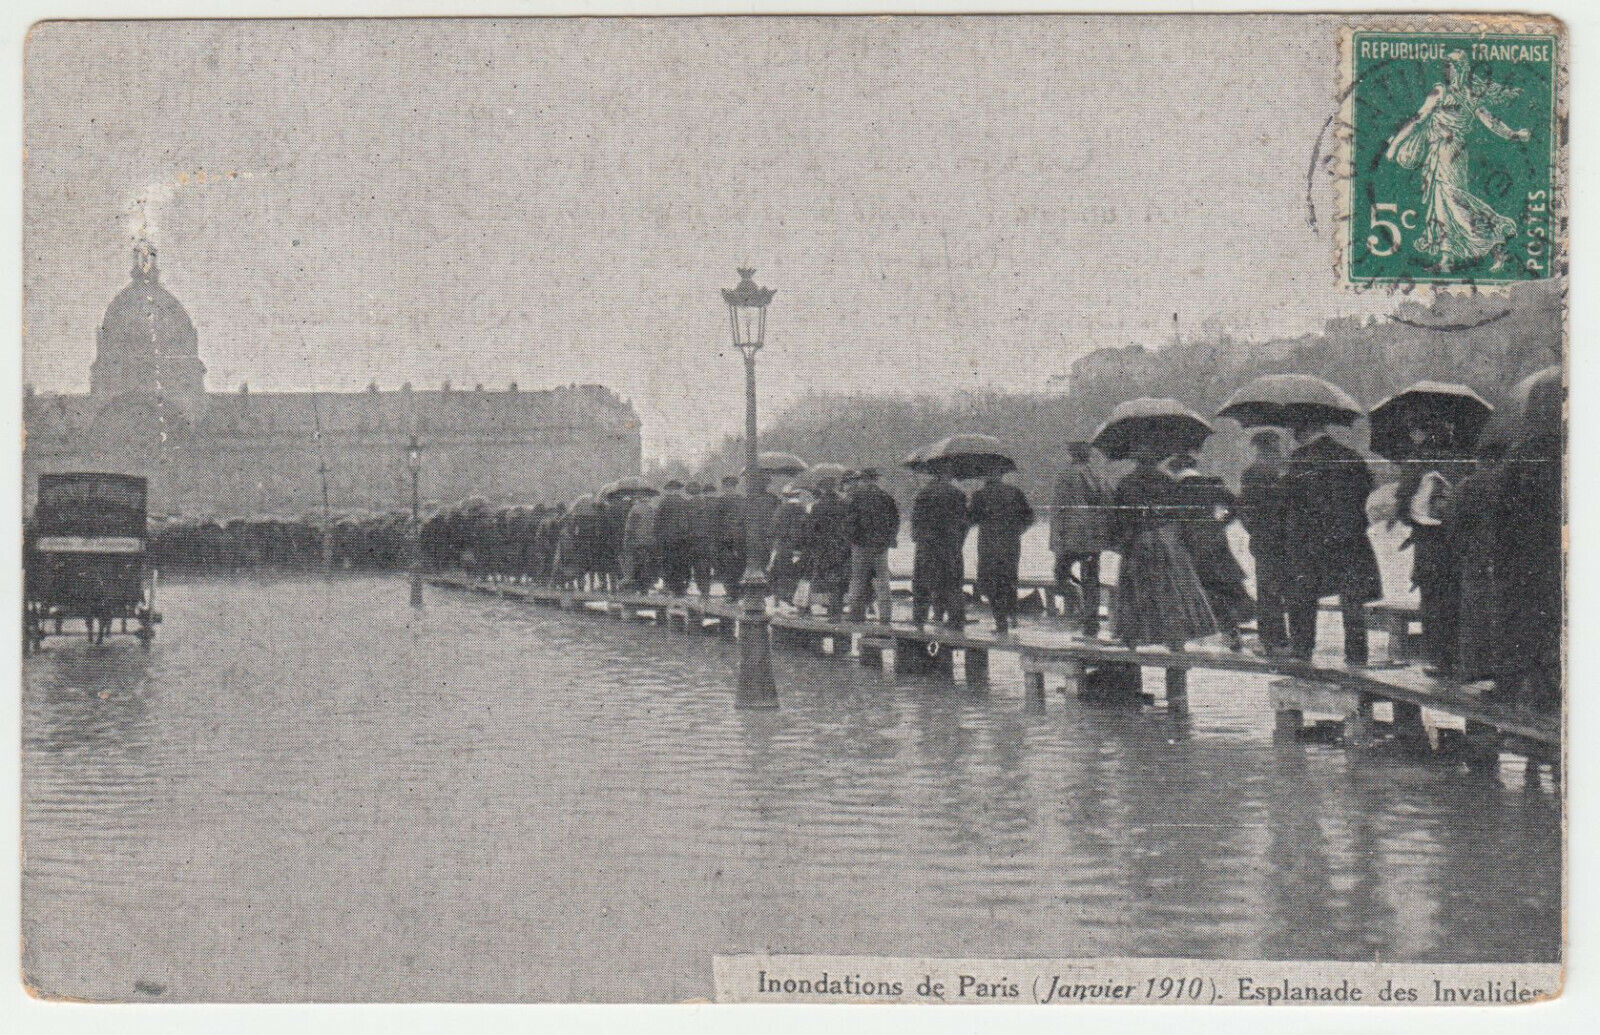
24;473;160;649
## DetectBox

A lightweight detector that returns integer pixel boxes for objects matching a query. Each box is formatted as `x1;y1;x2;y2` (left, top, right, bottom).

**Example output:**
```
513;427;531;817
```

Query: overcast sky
24;15;1391;461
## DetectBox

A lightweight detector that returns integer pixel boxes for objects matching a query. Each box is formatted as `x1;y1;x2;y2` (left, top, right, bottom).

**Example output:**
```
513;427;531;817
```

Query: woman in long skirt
1167;455;1250;650
1111;448;1221;649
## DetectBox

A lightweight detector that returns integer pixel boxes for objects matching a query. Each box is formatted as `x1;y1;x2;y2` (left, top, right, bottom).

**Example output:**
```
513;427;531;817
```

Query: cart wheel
136;618;155;648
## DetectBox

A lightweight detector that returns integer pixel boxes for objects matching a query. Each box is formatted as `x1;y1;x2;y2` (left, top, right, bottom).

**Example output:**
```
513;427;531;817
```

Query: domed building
89;240;207;423
24;242;642;517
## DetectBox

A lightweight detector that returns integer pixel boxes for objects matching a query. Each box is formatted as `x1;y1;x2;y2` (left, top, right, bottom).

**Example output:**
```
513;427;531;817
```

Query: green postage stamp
1341;18;1564;286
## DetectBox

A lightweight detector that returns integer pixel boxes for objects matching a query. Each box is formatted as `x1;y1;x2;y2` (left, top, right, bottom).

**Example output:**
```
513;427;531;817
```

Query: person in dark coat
802;475;852;619
1493;428;1562;709
1049;442;1113;636
1394;422;1473;676
654;480;694;595
685;482;716;595
1447;441;1507;683
622;494;659;591
531;509;558;583
1168;454;1249;651
747;480;780;568
844;469;901;624
1111;447;1219;649
1280;428;1382;665
968;471;1034;634
768;487;813;604
911;470;969;628
712;475;746;595
1237;430;1291;655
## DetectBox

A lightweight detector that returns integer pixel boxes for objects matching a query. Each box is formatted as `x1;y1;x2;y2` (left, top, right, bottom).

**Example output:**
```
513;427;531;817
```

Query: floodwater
23;573;1559;1002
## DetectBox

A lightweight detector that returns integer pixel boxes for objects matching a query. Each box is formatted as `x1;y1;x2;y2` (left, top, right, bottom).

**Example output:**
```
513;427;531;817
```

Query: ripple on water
20;574;1562;1001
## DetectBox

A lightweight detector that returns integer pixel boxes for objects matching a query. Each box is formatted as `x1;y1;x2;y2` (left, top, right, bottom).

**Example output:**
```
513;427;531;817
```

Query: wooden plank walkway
427;574;1559;758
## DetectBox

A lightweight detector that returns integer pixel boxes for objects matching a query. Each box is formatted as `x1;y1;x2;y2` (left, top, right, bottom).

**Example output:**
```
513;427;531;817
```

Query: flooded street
23;573;1560;1002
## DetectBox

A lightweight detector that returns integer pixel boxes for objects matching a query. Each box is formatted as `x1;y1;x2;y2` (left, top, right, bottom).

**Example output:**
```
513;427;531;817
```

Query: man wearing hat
686;480;717;596
1237;430;1291;655
969;470;1035;634
654;479;694;595
620;491;655;590
1280;425;1382;665
711;475;746;594
768;484;813;603
843;468;901;624
911;468;969;628
803;472;854;619
1049;442;1113;636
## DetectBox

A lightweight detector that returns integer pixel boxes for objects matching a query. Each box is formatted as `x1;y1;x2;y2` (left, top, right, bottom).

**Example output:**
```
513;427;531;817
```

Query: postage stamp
1340;19;1564;286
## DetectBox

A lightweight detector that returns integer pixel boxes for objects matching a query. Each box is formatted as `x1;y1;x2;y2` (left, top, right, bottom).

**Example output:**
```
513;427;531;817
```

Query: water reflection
22;574;1560;1001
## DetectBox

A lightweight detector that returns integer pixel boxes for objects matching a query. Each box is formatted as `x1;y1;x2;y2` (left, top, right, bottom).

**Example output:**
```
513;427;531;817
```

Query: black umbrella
598;476;659;502
910;433;1017;480
1091;398;1213;461
1217;374;1363;433
743;451;809;477
1480;366;1563;451
1368;381;1494;460
799;462;849;488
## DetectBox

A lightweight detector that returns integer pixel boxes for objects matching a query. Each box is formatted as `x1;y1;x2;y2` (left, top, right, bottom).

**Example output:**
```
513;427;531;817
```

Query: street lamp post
407;435;423;607
722;267;779;709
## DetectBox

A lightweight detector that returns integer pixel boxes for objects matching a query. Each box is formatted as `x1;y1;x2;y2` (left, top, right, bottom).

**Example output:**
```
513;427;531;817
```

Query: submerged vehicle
24;473;160;649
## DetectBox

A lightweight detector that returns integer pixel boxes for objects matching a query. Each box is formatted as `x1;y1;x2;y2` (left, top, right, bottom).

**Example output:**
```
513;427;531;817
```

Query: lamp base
735;571;779;709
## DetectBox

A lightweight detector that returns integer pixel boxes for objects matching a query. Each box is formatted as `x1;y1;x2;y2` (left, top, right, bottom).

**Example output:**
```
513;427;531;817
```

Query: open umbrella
1368;381;1494;460
1480;365;1563;451
598;476;659;502
800;462;849;487
743;451;808;477
1217;374;1364;432
1091;398;1213;461
566;494;601;517
910;433;1017;480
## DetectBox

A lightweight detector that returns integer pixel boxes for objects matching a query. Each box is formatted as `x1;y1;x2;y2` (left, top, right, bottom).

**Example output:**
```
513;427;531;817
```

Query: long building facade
23;243;643;517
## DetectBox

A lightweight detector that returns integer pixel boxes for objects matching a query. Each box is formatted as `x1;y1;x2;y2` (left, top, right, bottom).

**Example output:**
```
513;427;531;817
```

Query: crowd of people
134;370;1561;710
414;467;1035;632
149;513;413;571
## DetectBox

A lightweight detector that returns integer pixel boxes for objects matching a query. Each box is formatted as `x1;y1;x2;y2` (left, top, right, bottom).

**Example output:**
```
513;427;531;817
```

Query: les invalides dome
88;240;207;430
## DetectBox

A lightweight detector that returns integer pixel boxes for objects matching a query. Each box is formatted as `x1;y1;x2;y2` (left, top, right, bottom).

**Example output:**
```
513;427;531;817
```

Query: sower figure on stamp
969;471;1034;635
1280;428;1382;665
1237;430;1292;656
911;469;969;629
1384;50;1531;274
1049;442;1112;637
843;469;900;624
